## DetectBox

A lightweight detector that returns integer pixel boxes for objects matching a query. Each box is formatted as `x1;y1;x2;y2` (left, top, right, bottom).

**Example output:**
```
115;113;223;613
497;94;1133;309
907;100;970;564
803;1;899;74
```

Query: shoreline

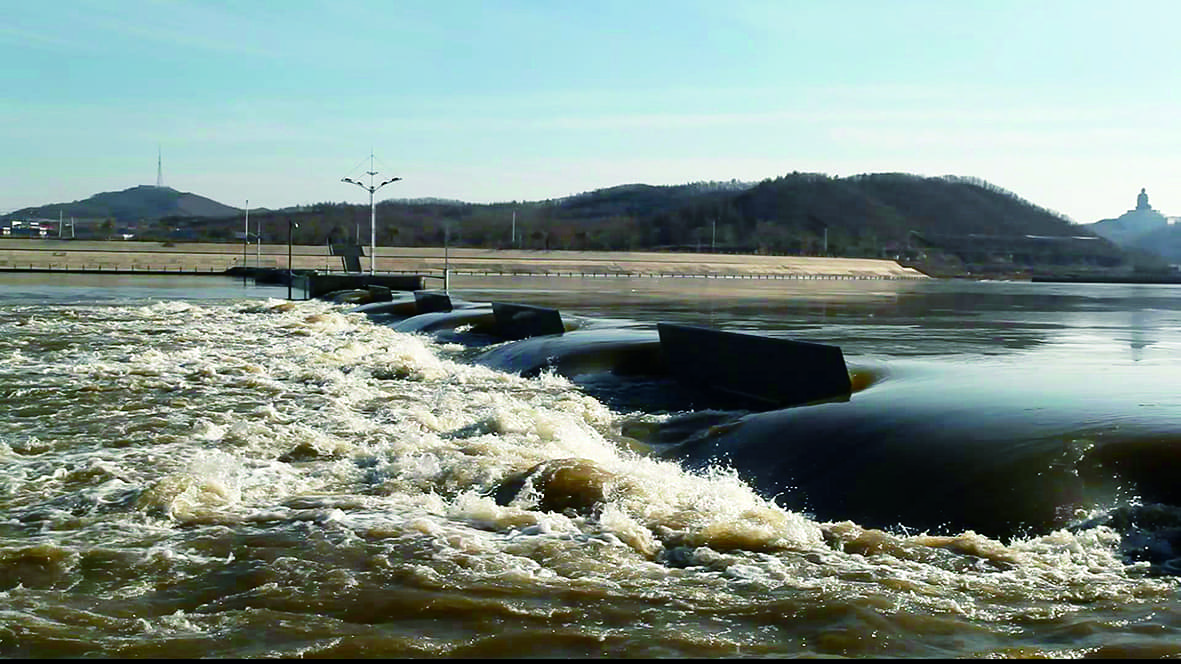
0;239;929;280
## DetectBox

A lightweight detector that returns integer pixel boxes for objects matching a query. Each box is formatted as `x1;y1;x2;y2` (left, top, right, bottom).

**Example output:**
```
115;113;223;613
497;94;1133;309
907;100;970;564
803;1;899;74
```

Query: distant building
1;219;52;237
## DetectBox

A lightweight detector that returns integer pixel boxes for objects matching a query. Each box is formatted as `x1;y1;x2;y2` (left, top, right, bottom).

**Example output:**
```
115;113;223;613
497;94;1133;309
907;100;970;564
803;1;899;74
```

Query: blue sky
2;0;1178;223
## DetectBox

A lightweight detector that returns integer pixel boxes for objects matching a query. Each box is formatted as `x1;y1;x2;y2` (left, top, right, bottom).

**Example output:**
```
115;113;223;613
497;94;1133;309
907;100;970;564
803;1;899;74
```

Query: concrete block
492;302;565;340
414;291;453;314
366;285;393;302
657;323;851;408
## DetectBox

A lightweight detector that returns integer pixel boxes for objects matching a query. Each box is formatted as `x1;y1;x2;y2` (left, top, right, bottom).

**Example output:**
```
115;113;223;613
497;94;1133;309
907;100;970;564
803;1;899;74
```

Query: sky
2;0;1178;223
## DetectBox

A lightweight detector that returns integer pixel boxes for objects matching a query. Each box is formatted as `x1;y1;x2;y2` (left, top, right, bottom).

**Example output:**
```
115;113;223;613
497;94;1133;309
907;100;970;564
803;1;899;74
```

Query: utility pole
242;200;249;271
341;152;401;275
58;213;75;239
511;210;516;248
443;221;451;293
287;220;299;300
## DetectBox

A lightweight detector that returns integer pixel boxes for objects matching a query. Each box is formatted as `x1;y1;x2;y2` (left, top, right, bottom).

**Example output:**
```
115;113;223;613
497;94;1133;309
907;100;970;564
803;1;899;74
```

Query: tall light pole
443;221;452;293
242;199;249;267
241;200;250;285
288;219;299;300
341;153;401;275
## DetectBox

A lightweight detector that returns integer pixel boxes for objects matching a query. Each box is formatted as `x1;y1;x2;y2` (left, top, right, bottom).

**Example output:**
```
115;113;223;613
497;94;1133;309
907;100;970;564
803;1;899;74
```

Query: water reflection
0;273;289;304
1128;307;1154;361
451;277;1181;367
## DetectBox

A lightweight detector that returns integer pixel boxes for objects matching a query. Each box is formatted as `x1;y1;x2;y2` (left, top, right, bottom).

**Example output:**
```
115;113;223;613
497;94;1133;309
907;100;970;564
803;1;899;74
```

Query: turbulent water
2;273;1181;658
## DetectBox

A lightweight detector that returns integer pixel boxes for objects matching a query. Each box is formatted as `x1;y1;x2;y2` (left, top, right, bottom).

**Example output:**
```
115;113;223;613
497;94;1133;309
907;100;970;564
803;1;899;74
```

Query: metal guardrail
0;264;236;273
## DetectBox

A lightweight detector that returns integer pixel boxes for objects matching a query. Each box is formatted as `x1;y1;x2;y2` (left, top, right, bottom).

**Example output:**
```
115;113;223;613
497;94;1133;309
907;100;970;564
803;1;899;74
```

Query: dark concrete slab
414;291;453;314
657;323;851;409
366;285;393;302
492;302;565;340
306;274;426;298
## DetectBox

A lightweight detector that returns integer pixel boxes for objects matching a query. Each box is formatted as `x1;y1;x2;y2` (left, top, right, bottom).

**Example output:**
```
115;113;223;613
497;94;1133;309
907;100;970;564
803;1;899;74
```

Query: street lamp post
341;153;401;275
288;219;299;300
242;199;249;270
241;200;250;285
443;221;451;293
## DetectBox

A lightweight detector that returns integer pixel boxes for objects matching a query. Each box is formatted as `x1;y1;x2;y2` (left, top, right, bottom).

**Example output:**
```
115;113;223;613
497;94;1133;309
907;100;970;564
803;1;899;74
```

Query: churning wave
1;295;1178;657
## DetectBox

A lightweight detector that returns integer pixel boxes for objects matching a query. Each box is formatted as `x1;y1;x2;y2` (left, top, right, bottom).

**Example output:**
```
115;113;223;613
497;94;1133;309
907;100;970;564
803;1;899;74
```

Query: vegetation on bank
6;172;1157;275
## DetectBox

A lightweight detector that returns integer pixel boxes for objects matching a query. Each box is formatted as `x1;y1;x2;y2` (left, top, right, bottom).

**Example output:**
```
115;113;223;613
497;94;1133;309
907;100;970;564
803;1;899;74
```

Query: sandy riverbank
0;239;927;279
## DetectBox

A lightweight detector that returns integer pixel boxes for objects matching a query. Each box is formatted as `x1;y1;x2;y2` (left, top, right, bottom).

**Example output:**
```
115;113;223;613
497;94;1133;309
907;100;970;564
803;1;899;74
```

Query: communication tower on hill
156;145;164;188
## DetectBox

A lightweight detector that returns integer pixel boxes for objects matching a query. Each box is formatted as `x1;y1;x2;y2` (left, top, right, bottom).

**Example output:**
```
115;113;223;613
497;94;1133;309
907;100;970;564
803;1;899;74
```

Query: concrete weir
351;289;854;410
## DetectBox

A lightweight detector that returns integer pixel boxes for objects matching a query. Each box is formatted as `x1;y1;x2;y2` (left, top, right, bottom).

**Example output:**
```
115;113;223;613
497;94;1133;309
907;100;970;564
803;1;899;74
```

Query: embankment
0;239;927;280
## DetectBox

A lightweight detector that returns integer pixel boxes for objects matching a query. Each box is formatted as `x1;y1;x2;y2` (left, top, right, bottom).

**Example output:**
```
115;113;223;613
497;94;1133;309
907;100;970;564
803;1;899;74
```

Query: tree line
137;173;1126;268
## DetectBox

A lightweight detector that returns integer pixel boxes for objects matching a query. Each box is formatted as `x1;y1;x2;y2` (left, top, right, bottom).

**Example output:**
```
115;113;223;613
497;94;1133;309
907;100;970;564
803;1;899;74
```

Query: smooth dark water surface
1;273;1180;658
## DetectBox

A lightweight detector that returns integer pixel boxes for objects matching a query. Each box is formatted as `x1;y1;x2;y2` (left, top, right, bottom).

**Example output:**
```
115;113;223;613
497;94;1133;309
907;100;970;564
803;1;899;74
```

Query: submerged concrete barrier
414;291;453;314
392;307;499;340
351;298;420;317
475;328;665;378
492;302;565;340
366;285;393;303
657;323;852;409
305;273;427;299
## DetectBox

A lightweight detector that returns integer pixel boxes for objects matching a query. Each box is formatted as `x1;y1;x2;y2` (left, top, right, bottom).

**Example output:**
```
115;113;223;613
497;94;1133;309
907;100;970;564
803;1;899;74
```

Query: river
1;272;1179;657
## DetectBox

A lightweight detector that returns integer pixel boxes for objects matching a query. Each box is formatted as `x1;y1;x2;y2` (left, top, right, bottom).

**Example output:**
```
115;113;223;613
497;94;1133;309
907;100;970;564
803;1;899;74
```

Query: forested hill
208;173;1104;259
678;172;1092;256
11;174;1134;271
551;180;755;219
3;185;242;223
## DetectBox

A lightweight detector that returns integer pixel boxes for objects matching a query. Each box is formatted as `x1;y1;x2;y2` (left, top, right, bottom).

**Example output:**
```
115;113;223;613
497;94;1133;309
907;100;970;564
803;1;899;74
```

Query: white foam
2;296;1175;627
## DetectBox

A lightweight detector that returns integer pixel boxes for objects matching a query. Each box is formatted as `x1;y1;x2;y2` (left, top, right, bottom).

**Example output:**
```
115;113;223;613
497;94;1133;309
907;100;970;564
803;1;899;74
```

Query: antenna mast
156;145;163;188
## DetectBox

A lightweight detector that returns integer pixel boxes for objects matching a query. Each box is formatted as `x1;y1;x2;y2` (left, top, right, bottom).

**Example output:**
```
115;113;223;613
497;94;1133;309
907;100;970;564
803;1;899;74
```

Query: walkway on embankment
0;239;928;280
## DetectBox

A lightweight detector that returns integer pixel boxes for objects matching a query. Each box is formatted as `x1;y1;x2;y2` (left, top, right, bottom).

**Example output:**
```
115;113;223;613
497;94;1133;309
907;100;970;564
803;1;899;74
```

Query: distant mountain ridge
4;175;1151;275
2;185;243;223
